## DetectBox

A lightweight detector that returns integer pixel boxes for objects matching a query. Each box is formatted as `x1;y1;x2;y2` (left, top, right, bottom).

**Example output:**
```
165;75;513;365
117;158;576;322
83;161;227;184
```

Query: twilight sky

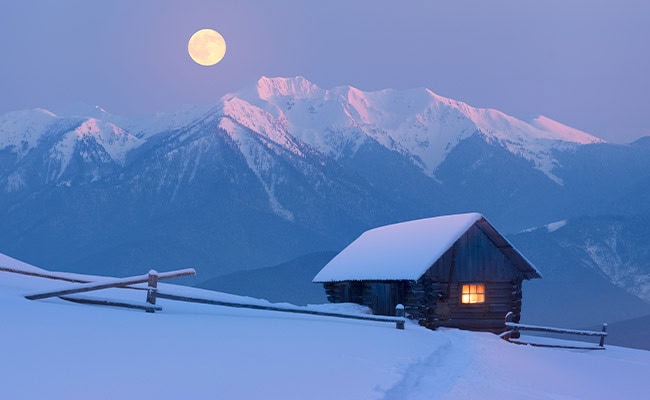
1;0;648;143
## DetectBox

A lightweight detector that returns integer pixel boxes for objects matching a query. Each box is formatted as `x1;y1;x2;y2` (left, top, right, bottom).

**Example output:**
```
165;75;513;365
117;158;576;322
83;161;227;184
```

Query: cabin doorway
371;283;397;315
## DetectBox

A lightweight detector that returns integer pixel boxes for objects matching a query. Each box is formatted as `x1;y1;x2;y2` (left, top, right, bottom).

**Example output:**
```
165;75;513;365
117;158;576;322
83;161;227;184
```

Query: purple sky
1;0;648;143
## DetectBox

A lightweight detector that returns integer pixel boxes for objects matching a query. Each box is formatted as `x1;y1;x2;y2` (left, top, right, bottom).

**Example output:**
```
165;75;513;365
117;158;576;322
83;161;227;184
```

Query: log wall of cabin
414;224;526;332
323;280;408;316
428;280;522;332
323;278;523;332
422;224;525;282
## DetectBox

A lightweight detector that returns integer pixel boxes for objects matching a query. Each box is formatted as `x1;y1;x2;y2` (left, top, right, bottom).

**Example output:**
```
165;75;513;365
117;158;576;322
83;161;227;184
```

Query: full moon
188;29;226;66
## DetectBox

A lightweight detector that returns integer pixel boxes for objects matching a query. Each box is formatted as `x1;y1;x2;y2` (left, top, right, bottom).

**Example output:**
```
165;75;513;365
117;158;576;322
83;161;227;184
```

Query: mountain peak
255;76;323;100
2;76;609;188
0;108;60;156
530;115;604;144
219;76;610;184
74;118;122;138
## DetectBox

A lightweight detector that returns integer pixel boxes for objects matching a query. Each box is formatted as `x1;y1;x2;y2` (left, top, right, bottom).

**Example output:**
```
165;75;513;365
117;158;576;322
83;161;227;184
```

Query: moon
188;29;226;66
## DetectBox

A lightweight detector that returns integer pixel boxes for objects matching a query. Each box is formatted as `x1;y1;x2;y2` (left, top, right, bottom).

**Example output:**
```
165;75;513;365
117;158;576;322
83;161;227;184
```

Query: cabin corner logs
316;214;539;334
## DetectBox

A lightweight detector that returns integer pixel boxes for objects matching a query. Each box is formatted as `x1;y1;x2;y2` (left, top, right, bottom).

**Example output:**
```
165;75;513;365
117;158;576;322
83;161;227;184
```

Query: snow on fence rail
0;266;89;284
153;290;407;330
24;269;196;301
502;312;608;349
21;268;406;330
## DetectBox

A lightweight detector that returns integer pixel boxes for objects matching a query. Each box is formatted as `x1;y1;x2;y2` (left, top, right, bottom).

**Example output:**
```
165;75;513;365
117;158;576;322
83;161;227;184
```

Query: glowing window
461;284;485;304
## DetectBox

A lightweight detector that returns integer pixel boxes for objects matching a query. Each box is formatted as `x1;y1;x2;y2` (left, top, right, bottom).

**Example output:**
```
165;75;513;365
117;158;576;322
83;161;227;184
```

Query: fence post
505;311;513;323
146;270;158;313
504;311;517;340
395;304;405;330
599;323;607;347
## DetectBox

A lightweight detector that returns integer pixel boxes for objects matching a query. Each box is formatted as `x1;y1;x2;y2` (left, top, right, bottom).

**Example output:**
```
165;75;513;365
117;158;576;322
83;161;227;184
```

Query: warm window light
461;284;485;304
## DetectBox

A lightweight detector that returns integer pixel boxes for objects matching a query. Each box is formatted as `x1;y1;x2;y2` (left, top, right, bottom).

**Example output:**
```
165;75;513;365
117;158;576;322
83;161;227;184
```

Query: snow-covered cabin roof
313;213;541;282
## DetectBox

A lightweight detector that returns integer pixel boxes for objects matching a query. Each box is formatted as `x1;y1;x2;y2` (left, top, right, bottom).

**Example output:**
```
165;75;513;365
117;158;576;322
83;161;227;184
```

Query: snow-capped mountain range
1;76;601;192
229;76;601;184
1;76;649;328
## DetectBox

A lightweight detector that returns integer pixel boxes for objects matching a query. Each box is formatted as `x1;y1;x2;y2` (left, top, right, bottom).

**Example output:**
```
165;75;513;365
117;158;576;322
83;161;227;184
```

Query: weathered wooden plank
156;290;406;328
423;225;524;282
599;323;608;347
506;322;608;337
455;310;512;322
59;295;162;312
488;302;516;309
507;339;606;351
448;311;513;320
145;270;159;313
0;266;89;284
25;268;196;300
436;318;505;328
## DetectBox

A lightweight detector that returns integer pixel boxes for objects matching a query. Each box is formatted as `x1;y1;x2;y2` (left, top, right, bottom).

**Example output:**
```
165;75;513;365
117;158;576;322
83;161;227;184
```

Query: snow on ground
1;260;650;399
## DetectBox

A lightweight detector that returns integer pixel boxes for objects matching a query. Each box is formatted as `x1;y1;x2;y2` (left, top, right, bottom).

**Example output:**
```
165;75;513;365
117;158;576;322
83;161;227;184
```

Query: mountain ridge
1;76;604;190
225;76;604;184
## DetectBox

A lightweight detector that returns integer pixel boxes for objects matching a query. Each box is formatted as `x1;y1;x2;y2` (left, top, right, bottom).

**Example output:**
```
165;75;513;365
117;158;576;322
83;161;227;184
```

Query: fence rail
155;290;406;330
502;312;607;349
24;269;196;300
0;266;89;284
60;294;162;312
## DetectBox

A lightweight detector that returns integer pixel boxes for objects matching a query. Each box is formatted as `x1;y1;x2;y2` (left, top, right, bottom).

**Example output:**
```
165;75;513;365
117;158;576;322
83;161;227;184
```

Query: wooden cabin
312;213;541;333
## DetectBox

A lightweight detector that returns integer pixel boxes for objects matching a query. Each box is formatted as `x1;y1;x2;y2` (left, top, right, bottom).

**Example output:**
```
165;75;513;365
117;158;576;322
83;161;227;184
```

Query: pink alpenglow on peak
223;76;606;184
255;76;323;100
71;118;142;153
74;118;117;138
530;115;605;144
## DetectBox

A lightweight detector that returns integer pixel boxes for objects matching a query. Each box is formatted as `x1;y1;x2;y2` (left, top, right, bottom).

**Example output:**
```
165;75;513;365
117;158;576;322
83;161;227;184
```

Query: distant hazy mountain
197;251;335;305
595;314;650;350
509;216;650;328
1;77;649;322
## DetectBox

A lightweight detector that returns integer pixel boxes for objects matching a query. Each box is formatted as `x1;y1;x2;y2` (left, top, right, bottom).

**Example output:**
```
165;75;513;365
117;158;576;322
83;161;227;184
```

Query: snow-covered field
2;256;649;399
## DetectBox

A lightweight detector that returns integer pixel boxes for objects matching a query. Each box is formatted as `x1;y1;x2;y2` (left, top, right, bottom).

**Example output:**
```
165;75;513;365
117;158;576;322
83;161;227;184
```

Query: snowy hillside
2;255;649;399
0;108;59;156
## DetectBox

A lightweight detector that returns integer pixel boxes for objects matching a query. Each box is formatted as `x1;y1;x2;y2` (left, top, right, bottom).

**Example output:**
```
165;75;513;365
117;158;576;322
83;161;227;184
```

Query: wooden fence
23;269;195;312
24;269;196;300
22;269;406;329
502;312;607;350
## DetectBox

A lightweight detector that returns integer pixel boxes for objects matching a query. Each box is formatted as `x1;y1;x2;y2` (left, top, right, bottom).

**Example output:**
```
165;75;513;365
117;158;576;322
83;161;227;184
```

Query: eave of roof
313;213;542;283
